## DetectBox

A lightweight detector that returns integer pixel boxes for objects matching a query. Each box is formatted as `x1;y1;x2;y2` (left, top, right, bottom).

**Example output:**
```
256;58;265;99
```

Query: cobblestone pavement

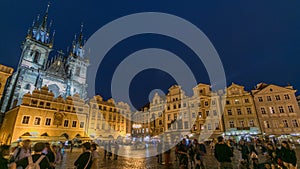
56;145;300;169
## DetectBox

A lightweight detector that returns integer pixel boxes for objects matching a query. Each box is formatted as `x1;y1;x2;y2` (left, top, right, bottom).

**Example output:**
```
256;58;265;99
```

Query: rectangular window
282;120;289;128
206;111;210;117
284;94;290;100
237;108;242;115
45;118;51;126
22;116;30;124
174;114;177;119
288;106;294;113
292;120;299;128
64;120;69;127
279;106;284;113
269;107;275;114
226;100;230;105
275;95;281;101
228;109;232;116
245;98;249;103
159;120;162;125
235;99;240;104
80;122;84;128
208;124;212;130
72;121;77;127
261;107;266;114
34;117;41;125
173;104;177;109
258;97;263;102
168;114;171;121
213;110;217;116
249;120;254;127
246;108;252;114
204;101;209;106
267;96;272;101
239;120;244;127
198;112;202;118
229;121;235;128
184;121;189;129
264;121;270;128
167;106;170;110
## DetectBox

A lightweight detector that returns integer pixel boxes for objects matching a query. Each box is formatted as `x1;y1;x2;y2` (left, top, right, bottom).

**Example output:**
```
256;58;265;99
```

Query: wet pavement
56;145;300;169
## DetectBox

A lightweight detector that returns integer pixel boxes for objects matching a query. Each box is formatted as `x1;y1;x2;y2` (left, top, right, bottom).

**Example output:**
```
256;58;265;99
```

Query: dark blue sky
1;1;300;109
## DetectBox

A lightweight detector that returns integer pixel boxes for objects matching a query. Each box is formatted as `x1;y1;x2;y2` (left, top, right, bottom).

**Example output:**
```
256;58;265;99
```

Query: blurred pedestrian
74;142;92;169
280;141;297;169
44;142;56;169
0;144;10;169
214;136;233;169
157;141;163;164
107;141;112;160
10;139;32;169
114;142;119;160
13;142;50;169
91;143;100;169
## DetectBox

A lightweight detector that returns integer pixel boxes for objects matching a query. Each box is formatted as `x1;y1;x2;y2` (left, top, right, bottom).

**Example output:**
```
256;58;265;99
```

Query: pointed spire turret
26;3;53;48
69;24;85;58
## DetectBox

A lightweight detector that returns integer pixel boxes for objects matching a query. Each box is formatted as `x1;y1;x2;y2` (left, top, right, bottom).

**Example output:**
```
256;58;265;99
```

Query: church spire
69;24;85;58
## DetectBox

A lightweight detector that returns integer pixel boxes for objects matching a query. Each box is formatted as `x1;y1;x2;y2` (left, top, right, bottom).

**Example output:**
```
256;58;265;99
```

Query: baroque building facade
252;83;300;136
0;86;89;145
222;83;261;141
1;5;89;113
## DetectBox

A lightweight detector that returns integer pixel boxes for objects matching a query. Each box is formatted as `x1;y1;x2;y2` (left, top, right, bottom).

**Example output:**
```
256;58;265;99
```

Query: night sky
1;1;300;110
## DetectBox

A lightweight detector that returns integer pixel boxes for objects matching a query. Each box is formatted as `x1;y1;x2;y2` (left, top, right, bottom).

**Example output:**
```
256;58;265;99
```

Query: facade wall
222;83;260;140
252;83;300;135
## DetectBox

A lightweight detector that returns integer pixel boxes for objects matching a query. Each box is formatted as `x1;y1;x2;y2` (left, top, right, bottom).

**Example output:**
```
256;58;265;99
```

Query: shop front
225;127;260;142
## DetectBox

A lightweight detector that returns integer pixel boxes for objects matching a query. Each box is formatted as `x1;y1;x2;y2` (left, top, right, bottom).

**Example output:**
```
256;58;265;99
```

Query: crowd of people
0;139;116;169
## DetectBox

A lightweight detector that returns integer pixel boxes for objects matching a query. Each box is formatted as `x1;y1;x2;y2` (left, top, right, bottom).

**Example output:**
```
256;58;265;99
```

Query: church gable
45;55;67;78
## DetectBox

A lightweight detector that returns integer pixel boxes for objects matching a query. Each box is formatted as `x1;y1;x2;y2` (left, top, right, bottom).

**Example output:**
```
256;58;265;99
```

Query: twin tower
1;4;89;112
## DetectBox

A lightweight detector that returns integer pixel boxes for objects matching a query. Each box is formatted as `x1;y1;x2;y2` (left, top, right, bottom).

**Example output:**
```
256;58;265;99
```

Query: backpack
25;155;45;169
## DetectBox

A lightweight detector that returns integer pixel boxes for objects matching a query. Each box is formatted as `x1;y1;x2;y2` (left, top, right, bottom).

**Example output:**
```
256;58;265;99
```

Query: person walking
107;141;112;160
178;139;189;168
91;143;100;169
113;142;119;160
279;141;297;169
13;142;51;169
157;141;163;164
51;145;62;165
103;142;107;160
239;140;250;164
74;142;93;169
194;139;206;169
44;143;56;169
214;136;233;169
0;145;10;169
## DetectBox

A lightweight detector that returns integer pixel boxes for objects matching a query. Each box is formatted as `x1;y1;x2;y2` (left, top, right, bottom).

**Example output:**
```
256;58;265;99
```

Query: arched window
33;51;40;63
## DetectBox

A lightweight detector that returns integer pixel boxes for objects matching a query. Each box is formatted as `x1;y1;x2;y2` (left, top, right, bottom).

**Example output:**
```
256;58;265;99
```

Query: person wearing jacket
214;136;233;169
279;141;297;169
74;142;93;169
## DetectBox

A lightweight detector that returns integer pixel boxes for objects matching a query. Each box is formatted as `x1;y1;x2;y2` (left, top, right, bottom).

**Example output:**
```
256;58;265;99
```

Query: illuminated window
249;120;254;127
269;107;275;114
235;99;240;104
267;96;272;101
264;121;270;128
275;95;281;101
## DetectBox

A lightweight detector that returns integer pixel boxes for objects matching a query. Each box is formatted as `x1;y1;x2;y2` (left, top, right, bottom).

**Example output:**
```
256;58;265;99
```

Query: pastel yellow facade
0;86;89;145
222;83;261;139
87;95;131;139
